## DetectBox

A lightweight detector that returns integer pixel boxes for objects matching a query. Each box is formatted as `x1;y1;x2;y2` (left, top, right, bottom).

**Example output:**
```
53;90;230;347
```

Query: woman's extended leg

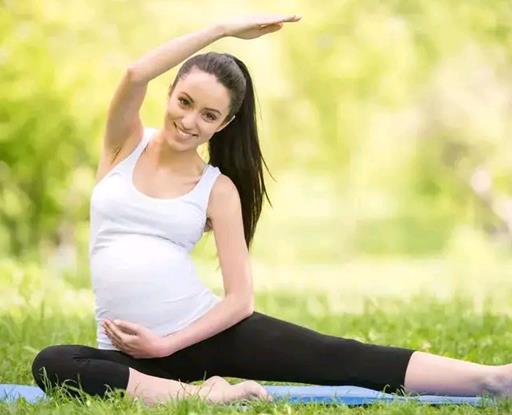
155;311;415;392
154;311;510;396
404;351;511;396
31;344;269;405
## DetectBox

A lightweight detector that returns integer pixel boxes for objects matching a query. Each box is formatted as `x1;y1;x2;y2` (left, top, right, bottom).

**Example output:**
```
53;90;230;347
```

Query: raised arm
101;24;226;165
102;14;301;358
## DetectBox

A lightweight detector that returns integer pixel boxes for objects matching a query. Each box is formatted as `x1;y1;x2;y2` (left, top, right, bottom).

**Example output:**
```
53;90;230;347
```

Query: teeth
175;123;194;138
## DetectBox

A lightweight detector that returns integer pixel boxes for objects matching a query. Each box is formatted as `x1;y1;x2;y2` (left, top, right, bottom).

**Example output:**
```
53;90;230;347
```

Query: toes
204;376;227;387
240;380;270;400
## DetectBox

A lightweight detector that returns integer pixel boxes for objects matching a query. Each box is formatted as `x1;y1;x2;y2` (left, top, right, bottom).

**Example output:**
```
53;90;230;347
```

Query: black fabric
32;311;415;398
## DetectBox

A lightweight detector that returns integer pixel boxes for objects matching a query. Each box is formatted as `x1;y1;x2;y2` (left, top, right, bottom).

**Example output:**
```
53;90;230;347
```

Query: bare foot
232;380;272;402
485;364;512;397
203;376;230;388
199;377;272;403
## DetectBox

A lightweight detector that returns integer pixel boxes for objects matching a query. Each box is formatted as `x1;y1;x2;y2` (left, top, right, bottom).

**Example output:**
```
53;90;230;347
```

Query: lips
173;122;197;139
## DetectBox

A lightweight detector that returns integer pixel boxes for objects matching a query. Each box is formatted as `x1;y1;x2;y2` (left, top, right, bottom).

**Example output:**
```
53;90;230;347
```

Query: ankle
481;366;509;396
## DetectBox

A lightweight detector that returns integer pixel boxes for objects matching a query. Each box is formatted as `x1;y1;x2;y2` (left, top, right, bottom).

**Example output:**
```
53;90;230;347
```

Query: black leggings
32;311;415;397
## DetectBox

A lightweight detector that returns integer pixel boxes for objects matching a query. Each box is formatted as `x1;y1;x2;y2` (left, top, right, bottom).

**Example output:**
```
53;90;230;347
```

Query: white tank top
89;127;222;350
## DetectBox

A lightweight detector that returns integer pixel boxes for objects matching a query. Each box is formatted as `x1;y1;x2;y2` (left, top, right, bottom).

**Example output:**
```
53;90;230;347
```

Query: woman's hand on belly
103;319;169;358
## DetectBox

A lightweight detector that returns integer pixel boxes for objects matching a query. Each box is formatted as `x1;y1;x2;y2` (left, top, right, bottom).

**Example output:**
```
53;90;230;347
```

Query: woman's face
163;68;233;149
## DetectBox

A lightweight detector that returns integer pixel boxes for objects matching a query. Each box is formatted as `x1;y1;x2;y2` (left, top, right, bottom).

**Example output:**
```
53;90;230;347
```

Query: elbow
243;296;255;317
228;293;254;318
125;64;148;85
244;302;254;317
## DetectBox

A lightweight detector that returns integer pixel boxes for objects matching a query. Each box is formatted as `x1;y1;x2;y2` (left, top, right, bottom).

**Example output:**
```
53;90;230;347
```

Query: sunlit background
1;0;512;323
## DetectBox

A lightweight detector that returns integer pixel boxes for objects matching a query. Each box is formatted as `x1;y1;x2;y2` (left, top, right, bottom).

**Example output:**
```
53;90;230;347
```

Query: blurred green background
1;0;512;318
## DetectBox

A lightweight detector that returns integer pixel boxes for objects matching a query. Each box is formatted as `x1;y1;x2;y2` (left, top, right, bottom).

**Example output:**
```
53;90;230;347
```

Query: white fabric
89;127;222;350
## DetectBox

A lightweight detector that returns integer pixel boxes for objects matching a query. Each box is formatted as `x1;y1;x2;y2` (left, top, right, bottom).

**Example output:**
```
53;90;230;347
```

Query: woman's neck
150;128;205;174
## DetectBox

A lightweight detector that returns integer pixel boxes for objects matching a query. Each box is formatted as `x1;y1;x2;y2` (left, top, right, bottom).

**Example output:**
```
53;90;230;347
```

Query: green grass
1;254;512;413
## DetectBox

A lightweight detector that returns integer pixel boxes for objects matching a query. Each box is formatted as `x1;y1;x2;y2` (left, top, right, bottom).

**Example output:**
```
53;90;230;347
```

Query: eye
205;113;217;121
178;97;189;106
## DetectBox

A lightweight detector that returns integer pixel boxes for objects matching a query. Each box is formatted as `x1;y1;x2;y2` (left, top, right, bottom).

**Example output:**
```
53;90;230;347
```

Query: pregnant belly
90;235;217;333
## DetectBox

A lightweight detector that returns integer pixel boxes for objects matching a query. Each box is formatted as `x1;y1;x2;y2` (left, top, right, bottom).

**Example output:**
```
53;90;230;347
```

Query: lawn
1;254;512;414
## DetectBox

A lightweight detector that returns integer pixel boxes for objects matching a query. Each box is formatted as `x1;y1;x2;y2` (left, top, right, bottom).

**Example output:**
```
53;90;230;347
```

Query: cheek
203;122;223;138
197;119;220;133
190;127;213;146
166;103;179;117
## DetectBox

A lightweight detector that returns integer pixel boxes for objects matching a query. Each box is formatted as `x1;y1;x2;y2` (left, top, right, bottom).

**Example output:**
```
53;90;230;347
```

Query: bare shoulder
207;174;241;218
211;174;238;198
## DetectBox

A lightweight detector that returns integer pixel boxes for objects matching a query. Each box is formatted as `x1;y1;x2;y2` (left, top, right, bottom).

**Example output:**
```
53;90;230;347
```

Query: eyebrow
181;92;222;115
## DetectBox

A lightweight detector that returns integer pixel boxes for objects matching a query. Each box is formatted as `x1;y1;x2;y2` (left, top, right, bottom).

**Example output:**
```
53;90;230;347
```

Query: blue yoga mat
0;384;490;406
265;385;488;406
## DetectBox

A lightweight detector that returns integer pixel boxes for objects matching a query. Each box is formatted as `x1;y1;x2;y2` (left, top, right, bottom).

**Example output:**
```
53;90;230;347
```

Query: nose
180;112;198;131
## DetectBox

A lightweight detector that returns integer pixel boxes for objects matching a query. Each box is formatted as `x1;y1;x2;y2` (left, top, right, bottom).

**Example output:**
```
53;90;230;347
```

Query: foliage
1;2;511;264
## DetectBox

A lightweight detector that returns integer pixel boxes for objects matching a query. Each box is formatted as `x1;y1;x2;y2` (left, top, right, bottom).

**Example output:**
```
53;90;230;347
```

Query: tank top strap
192;165;222;211
128;127;155;168
111;127;155;177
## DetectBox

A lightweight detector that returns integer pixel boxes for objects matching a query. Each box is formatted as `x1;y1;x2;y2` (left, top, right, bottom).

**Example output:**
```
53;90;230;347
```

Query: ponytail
173;52;272;249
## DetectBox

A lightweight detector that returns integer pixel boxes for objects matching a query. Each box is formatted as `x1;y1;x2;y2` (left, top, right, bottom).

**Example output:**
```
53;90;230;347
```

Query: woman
32;14;512;406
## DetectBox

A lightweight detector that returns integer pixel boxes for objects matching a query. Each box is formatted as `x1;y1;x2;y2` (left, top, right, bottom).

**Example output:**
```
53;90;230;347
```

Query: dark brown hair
169;52;272;249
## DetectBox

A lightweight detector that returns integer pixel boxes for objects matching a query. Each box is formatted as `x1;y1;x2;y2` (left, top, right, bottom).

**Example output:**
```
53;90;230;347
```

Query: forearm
127;24;226;84
162;295;252;355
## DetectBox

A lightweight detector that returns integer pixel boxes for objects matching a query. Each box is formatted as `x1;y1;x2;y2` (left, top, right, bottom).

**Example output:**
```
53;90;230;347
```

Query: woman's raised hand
221;14;301;39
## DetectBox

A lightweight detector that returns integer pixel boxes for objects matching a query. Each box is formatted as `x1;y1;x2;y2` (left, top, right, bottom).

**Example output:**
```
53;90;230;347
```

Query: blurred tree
1;0;511;262
276;0;512;254
0;1;98;257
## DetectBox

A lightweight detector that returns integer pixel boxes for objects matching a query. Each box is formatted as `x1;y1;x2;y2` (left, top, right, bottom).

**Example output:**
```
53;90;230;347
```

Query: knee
32;345;74;391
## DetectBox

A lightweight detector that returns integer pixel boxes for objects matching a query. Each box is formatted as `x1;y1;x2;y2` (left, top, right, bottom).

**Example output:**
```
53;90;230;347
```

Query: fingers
113;319;138;334
106;330;122;350
263;14;302;23
105;327;129;353
103;320;124;345
278;14;301;23
258;14;302;28
111;338;123;350
261;23;283;35
103;320;143;357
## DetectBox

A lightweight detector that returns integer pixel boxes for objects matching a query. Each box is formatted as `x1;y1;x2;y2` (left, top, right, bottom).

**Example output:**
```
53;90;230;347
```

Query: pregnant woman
32;14;512;406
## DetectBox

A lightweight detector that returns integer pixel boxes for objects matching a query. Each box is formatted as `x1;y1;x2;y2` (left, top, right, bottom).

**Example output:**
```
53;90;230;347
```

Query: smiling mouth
173;122;197;139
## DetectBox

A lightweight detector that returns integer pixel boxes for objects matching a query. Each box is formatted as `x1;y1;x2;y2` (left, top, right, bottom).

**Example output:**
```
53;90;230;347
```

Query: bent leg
32;344;144;397
31;344;270;404
126;368;270;405
32;344;182;398
157;311;415;393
